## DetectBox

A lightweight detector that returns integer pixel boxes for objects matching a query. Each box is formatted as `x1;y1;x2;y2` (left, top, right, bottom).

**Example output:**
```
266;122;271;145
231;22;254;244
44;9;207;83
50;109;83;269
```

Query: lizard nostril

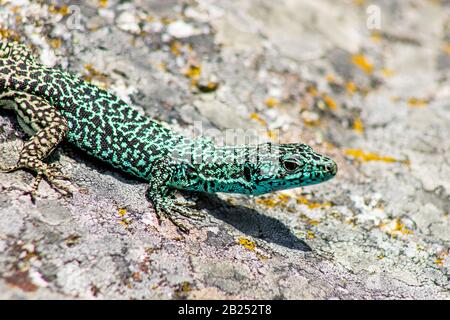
324;162;337;174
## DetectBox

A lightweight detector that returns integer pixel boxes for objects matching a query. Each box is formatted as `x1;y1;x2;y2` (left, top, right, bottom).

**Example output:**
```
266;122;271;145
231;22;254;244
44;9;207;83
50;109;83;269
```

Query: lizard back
0;58;183;180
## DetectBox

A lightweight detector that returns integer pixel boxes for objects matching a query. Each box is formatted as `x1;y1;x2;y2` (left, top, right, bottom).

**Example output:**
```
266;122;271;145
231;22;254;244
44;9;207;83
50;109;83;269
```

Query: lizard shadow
193;192;312;252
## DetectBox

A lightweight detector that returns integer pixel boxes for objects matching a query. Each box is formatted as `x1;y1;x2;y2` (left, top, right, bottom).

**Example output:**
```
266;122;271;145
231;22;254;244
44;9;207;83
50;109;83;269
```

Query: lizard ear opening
243;162;253;182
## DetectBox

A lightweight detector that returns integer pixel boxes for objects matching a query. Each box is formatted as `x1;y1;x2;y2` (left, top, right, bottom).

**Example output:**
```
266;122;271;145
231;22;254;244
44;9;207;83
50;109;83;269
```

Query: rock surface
0;0;448;299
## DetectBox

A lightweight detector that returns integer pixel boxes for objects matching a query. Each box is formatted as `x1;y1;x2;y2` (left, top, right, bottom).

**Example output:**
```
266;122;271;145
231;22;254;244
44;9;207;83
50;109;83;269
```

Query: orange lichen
322;94;337;110
344;149;409;164
238;237;256;251
351;54;374;74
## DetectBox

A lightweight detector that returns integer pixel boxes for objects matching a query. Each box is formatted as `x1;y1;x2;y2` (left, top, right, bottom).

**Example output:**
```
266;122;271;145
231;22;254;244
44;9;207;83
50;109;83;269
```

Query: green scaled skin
0;42;337;232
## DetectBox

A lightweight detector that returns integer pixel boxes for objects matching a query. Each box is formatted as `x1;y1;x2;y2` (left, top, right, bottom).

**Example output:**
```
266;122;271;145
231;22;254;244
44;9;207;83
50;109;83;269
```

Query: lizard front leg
146;160;205;233
0;92;71;199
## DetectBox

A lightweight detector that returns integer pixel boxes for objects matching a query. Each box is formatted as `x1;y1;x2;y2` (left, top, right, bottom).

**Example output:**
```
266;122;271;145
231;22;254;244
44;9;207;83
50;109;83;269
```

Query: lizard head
169;142;337;195
237;143;337;195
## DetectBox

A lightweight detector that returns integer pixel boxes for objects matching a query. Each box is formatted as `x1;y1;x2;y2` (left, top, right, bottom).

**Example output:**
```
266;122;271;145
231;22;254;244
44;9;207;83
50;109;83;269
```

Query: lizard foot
33;163;72;198
0;161;72;200
153;199;206;234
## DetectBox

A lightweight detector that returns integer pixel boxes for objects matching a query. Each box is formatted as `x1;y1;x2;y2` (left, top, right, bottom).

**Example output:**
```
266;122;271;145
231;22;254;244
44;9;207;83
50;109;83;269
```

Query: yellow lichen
307;85;318;97
407;97;428;108
344;149;409;164
197;81;219;93
381;68;395;77
392;219;413;235
379;218;413;237
48;38;62;49
119;218;132;227
48;5;70;16
266;130;278;140
117;208;131;227
255;197;278;208
434;251;448;267
265;97;279;108
83;64;109;89
98;0;108;8
157;62;167;71
238;237;256;251
0;28;21;41
351;54;374;74
370;31;382;43
352;117;364;133
296;196;332;209
256;193;291;208
277;193;291;203
306;230;316;239
170;41;182;56
346;81;357;95
326;73;335;83
179;281;191;292
444;43;450;55
184;64;201;79
249;113;267;126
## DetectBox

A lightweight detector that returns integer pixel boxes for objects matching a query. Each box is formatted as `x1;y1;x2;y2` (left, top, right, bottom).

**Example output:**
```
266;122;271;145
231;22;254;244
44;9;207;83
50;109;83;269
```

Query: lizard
0;41;337;232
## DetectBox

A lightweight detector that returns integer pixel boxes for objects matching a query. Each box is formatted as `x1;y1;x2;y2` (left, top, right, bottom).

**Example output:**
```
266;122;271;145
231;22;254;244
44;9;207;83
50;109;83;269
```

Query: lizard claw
29;165;73;199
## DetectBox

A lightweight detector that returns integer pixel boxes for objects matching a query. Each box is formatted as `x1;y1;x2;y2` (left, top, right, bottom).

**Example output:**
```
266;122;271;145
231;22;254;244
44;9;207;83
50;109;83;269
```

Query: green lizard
0;41;337;232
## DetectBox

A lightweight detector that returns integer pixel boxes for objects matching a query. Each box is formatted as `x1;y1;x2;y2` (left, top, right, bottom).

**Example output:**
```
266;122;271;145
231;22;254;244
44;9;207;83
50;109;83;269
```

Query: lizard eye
282;159;301;173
